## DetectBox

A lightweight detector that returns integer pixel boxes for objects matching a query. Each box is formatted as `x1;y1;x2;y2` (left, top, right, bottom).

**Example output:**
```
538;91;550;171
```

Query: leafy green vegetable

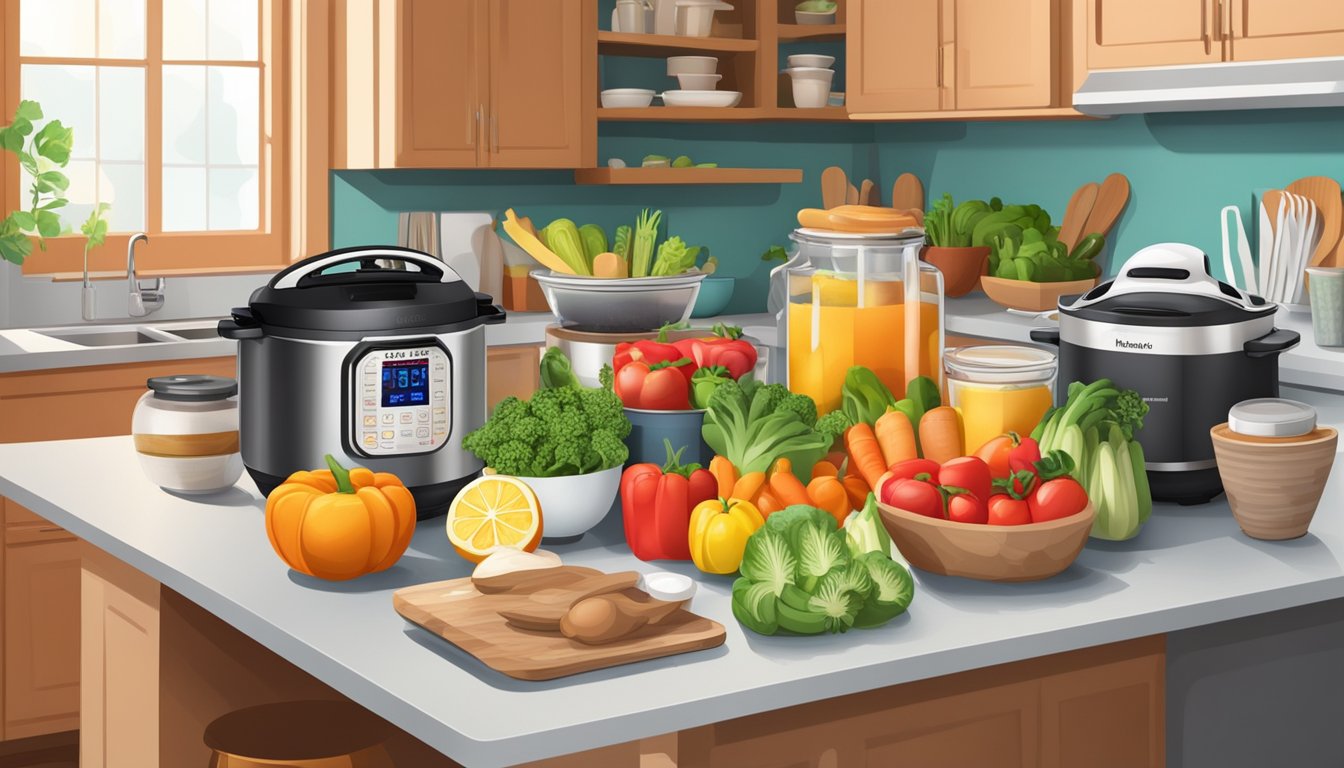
731;579;780;635
612;225;633;260
852;552;915;628
925;194;996;248
844;493;893;559
631;208;662;278
599;363;614;391
578;224;607;262
651;235;701;277
840;366;897;427
672;155;693;168
539;346;582;390
761;245;790;263
891;375;941;454
541;218;591;276
690;365;731;410
739;527;798;596
792;520;849;593
701;380;830;479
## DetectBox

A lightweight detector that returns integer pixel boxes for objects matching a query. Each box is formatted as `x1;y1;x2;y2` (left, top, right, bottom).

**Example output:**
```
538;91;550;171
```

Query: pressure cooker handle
217;307;264;340
1029;327;1061;346
1244;328;1299;358
269;247;452;290
475;293;507;325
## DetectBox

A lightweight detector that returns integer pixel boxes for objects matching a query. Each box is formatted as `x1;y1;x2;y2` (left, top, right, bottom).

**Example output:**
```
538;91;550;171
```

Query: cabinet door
1087;0;1222;69
953;0;1055;109
487;344;542;410
396;0;486;168
1230;0;1344;61
1040;651;1165;768
484;0;592;168
5;526;80;740
847;0;945;113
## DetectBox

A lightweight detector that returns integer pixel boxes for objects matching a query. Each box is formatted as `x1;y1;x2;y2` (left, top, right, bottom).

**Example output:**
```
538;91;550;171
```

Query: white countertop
2;385;1343;766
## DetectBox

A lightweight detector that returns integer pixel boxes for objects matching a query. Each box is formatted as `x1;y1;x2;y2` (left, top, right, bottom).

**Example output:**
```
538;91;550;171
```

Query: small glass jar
132;375;242;494
944;345;1057;452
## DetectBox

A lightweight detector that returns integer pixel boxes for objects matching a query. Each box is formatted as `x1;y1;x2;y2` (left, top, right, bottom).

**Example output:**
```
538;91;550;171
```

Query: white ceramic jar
132;375;243;494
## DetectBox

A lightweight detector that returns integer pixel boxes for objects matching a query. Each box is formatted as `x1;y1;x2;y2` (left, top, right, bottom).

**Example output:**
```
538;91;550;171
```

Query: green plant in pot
921;193;995;298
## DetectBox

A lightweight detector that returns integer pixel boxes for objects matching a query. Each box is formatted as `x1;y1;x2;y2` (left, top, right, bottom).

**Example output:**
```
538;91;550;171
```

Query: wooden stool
204;700;395;768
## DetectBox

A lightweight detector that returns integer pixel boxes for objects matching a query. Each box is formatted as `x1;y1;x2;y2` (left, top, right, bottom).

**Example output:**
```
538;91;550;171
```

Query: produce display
502;208;707;280
620;439;718;561
611;324;758;411
876;451;1089;526
701;376;843;479
924;194;1105;283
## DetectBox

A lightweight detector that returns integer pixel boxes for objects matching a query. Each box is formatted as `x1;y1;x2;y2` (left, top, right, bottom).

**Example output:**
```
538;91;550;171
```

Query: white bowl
662;89;742;108
514;465;622;540
783;67;835;108
795;9;836;24
787;54;835;69
675;0;733;37
675;72;722;90
601;88;656;108
667;55;718;76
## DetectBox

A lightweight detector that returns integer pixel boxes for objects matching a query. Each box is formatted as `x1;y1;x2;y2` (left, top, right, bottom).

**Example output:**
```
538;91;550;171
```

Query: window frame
1;0;290;277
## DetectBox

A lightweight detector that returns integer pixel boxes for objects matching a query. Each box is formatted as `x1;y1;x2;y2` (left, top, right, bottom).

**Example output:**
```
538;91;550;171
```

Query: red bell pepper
612;337;684;375
620;439;718;561
614;357;693;410
672;323;758;381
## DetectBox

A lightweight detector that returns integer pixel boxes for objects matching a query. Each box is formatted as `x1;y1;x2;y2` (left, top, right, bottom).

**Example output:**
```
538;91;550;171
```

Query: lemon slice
447;476;543;563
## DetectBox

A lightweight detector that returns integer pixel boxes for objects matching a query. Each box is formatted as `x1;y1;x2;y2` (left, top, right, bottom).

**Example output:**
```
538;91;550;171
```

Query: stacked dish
665;55;742;108
782;54;836;108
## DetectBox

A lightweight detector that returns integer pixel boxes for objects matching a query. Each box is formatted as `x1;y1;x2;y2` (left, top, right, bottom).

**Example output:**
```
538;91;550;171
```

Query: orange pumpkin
264;454;417;580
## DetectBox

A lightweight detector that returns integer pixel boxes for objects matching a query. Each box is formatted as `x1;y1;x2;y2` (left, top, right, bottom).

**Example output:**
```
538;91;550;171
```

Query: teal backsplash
331;107;1344;313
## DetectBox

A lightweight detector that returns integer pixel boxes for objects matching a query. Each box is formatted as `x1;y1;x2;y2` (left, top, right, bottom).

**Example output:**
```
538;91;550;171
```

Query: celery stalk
631;209;662;278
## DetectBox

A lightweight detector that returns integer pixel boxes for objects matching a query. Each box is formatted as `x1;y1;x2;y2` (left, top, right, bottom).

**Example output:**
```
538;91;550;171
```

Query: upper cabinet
334;0;596;169
953;0;1056;110
848;0;945;113
1086;0;1220;69
1228;0;1344;61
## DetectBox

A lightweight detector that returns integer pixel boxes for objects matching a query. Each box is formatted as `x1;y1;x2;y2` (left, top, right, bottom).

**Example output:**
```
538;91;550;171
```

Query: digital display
381;358;429;407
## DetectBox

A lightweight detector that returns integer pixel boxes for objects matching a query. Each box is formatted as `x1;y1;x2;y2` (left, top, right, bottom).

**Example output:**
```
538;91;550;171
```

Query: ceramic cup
1306;267;1344;346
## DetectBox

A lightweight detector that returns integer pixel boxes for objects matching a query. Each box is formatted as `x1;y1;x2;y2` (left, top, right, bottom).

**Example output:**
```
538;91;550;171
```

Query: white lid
945;345;1057;384
1228;398;1317;437
638;571;696;602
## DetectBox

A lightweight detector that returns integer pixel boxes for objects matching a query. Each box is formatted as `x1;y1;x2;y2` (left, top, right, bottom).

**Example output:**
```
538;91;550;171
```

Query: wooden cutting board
393;576;726;681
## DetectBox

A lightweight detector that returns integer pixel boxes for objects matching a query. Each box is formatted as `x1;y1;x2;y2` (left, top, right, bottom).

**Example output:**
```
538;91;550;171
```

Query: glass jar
132;375;242;494
944;345;1057;452
786;228;943;413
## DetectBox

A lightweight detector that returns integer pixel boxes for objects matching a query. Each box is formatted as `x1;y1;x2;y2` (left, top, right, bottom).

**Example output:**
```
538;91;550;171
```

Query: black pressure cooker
1031;243;1299;505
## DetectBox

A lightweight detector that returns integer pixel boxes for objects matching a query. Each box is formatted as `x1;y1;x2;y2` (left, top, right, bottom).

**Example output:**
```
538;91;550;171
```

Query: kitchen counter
2;386;1342;766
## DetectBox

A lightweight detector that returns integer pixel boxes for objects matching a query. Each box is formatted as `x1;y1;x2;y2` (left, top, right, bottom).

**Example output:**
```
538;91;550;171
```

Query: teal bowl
624;408;712;469
690;277;734;318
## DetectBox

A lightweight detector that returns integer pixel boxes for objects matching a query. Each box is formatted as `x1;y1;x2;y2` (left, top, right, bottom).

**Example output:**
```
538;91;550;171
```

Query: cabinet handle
38;527;64;533
1202;4;1211;53
937;45;943;88
1212;0;1221;40
1223;0;1233;39
491;113;499;154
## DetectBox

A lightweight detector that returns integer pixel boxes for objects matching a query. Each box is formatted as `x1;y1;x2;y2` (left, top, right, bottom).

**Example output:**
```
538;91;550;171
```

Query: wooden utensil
394;577;725;681
1081;173;1131;238
821;166;847;210
1058;182;1099;250
846;182;859;205
1285;176;1342;267
892;173;924;212
859;179;877;206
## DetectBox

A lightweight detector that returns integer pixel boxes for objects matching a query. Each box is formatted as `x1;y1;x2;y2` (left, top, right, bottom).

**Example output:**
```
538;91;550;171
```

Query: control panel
350;344;451;456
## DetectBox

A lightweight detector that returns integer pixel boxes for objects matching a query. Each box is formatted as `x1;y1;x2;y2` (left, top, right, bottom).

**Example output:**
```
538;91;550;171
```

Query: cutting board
393;577;726;681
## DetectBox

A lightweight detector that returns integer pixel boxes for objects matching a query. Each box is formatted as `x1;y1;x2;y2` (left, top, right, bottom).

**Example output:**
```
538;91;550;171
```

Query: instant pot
1032;243;1298;505
218;247;505;518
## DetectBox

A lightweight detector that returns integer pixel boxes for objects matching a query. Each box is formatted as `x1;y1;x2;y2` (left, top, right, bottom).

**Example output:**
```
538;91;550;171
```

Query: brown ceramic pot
922;246;990;298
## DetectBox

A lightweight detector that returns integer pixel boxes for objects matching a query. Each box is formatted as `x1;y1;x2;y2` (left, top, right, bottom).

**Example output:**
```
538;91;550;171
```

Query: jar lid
1228;398;1317;438
944;345;1057;383
147;375;238;402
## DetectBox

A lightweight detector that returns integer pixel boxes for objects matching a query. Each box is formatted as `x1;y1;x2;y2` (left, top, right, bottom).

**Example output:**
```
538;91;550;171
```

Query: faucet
126;233;164;317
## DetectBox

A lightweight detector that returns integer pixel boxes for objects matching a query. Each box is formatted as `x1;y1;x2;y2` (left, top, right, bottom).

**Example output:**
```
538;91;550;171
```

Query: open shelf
597;31;759;57
574;167;803;185
777;23;846;41
847;107;1097;122
598;106;764;121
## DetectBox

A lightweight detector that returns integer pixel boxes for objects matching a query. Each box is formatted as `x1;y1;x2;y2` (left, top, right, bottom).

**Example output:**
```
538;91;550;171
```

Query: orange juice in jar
786;230;944;413
944;345;1057;454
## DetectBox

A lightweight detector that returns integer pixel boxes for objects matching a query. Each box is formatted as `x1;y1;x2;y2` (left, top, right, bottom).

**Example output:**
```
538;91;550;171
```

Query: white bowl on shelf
667;55;719;76
601;88;656;108
662;89;742;108
675;0;733;37
783;67;835;108
675;72;722;90
787;53;835;69
795;8;836;24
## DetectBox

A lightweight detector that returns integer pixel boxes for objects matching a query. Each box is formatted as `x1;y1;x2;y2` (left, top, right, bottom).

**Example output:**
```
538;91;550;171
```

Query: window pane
102;163;145;231
163;0;207;60
21;65;98;160
98;0;146;58
208;67;259;165
32;160;97;233
20;0;96;57
163;167;207;231
163;66;207;164
100;68;145;162
208;167;258;230
208;0;258;60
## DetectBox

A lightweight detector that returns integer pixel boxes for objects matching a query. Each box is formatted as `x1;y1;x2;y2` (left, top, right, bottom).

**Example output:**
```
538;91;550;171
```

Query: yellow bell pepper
688;497;765;575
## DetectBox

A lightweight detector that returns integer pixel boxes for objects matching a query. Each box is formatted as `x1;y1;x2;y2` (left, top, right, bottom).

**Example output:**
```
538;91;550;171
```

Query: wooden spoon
821;166;847;210
859;179;877;206
1058;182;1099;250
1285;176;1342;267
846;182;859;205
1081;173;1131;238
892;173;924;212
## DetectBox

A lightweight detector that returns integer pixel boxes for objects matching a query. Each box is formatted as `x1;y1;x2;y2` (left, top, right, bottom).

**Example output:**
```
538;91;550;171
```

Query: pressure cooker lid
147;375;238;401
1062;242;1275;327
244;246;486;333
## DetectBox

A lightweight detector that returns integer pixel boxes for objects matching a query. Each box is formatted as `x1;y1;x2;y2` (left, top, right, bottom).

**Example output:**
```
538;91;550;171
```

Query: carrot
732;471;767;504
842;474;871;511
811;460;839;480
709;455;739;500
874;409;918;467
846;423;888;491
807;476;850;525
757;489;783;517
919;406;965;464
768;458;811;507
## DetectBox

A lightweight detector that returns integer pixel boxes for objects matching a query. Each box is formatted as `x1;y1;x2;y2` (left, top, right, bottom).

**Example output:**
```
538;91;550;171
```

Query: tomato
987;494;1032;526
884;477;945;519
1029;477;1089;523
973;433;1020;478
887;458;942;484
614;359;692;410
1009;436;1042;469
939;456;992;504
946;491;988;524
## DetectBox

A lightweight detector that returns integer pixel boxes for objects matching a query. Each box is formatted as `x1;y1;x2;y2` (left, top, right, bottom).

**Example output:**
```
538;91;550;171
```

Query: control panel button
381;414;394;424
380;441;395;450
401;429;413;437
381;430;395;440
416;427;430;438
362;433;377;447
417;410;430;422
400;412;412;424
362;415;376;427
363;397;377;409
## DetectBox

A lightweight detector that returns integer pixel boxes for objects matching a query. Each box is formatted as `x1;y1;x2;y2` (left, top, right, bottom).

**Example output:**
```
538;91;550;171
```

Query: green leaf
8;116;33;138
38;198;67;210
10;211;34;231
0;128;22;153
0;233;33;265
34;121;73;165
33;171;69;194
15;100;42;121
35;210;61;238
16;150;37;175
80;203;111;248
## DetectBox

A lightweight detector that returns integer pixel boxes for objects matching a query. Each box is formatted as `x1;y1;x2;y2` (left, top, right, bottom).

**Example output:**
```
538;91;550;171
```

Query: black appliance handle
269;247;452;290
475;292;507;325
1029;327;1061;346
217;307;264;340
1244;328;1299;358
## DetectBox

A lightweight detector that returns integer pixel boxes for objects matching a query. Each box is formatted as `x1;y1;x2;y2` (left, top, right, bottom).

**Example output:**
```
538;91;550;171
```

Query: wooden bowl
876;501;1096;582
980;276;1097;312
922;246;989;298
1211;423;1338;540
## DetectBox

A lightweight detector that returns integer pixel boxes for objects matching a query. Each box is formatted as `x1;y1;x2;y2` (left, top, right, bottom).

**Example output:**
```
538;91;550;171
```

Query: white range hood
1073;56;1344;116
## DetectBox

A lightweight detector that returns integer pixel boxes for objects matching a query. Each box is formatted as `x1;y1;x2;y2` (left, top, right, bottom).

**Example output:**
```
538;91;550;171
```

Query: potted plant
921;193;994;298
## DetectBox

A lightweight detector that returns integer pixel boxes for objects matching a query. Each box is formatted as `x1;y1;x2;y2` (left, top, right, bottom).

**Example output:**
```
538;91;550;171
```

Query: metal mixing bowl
531;269;706;332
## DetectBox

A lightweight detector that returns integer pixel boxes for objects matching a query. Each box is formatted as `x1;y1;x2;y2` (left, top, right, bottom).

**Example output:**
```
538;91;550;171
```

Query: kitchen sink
161;326;221;340
40;329;166;346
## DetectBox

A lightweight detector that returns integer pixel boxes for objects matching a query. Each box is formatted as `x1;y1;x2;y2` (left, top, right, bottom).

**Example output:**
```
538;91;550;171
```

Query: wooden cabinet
487;343;542;410
954;0;1056;109
336;0;596;170
1040;650;1165;768
848;0;945;113
1086;0;1220;69
1228;0;1344;61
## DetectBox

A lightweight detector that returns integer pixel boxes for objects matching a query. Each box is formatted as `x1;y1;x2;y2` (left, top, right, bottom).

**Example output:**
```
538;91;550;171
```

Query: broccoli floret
748;383;791;421
588;428;630;471
483;440;535;476
543;408;591;475
778;392;818;428
1110;389;1149;441
815;410;853;447
529;386;581;426
579;387;631;439
598;363;615;391
466;381;632;478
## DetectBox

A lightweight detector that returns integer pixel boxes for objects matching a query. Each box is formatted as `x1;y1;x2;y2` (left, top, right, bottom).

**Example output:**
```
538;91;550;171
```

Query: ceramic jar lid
147;375;237;402
1228;398;1317;438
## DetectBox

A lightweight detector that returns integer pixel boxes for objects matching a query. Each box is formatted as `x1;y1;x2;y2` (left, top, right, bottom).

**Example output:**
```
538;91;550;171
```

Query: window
5;0;291;275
